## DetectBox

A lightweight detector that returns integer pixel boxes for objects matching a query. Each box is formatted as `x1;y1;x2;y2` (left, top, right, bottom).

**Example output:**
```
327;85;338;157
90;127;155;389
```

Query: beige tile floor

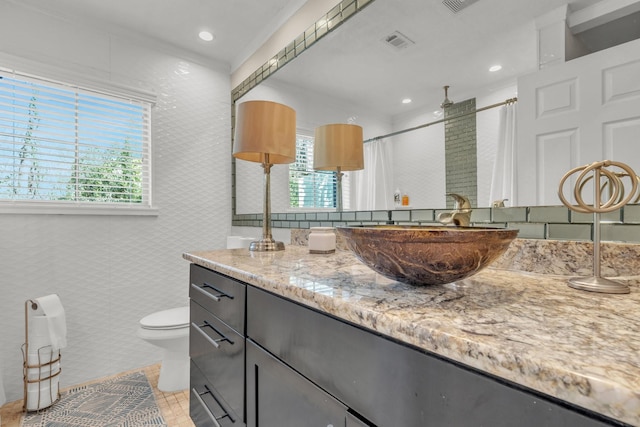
0;364;195;427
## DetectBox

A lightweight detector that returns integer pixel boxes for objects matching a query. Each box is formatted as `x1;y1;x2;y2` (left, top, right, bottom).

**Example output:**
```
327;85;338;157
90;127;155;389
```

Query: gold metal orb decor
336;225;518;286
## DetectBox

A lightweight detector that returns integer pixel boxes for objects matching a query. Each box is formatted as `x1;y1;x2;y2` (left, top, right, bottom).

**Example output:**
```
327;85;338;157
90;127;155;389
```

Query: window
289;134;351;209
0;70;152;209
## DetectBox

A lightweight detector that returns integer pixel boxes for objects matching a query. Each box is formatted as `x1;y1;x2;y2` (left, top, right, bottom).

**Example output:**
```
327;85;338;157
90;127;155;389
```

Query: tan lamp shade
313;123;364;171
233;100;296;164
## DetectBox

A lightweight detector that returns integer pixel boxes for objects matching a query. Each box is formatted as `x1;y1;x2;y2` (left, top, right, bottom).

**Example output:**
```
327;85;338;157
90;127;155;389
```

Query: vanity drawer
190;360;243;427
189;264;246;334
190;300;244;420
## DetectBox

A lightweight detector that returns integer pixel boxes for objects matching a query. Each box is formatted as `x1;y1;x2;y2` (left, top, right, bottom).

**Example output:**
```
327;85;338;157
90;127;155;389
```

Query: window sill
0;201;159;216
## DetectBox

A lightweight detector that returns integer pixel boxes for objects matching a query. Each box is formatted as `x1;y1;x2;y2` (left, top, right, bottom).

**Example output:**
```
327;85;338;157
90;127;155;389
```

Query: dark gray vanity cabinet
188;265;623;427
247;286;621;427
189;265;246;427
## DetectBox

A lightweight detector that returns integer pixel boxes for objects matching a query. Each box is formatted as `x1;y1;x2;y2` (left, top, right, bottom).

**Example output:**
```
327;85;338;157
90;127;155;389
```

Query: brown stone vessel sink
335;225;518;286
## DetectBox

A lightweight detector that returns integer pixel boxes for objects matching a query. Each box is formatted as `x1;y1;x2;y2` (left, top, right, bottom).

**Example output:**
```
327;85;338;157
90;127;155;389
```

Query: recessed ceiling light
402;98;412;104
199;31;214;42
489;64;502;72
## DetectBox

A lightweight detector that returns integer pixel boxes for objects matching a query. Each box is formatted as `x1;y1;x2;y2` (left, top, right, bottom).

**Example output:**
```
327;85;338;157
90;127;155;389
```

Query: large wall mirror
232;0;640;217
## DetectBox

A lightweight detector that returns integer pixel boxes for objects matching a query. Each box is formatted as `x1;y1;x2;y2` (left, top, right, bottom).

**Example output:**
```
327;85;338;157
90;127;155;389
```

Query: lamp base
568;276;630;294
249;239;285;252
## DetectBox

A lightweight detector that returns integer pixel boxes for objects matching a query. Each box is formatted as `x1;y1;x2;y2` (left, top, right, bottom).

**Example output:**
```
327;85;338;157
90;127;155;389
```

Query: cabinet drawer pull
191;282;234;302
191;387;221;427
192;321;234;348
191;385;235;426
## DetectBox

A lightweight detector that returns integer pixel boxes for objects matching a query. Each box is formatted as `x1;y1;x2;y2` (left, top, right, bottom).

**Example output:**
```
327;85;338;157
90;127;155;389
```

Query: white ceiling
7;0;309;70
8;0;638;118
270;0;635;117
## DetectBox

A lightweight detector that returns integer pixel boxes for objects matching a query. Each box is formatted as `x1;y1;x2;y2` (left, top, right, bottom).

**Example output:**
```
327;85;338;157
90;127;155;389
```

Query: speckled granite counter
183;246;640;426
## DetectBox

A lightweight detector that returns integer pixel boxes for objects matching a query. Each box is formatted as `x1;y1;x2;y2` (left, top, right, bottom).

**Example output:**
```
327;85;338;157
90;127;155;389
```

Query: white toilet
137;306;190;392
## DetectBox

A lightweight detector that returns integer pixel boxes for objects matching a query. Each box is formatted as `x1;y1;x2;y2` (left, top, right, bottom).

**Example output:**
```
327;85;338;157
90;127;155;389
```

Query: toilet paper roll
28;316;52;348
25;375;59;411
26;316;58;365
34;294;67;351
26;362;60;381
26;347;59;366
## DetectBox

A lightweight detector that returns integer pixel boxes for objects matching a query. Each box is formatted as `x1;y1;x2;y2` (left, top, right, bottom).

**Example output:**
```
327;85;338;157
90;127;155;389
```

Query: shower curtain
354;138;394;210
490;103;518;206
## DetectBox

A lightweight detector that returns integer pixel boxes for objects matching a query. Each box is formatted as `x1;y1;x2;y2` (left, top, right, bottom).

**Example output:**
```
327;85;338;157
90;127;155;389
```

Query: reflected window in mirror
290;134;352;210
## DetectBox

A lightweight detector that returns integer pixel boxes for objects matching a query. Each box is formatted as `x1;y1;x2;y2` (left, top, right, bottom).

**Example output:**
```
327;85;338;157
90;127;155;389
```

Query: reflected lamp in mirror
313;123;364;212
233;100;296;251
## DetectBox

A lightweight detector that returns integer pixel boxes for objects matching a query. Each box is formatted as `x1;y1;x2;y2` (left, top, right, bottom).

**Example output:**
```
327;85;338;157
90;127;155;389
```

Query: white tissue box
308;227;336;253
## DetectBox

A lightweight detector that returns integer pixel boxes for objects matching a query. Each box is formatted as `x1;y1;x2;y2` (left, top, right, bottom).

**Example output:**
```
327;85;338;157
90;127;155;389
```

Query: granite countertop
183;246;640;426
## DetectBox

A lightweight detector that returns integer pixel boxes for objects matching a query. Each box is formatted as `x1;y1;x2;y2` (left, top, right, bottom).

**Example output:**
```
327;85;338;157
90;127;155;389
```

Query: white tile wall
0;3;231;402
392;109;447;209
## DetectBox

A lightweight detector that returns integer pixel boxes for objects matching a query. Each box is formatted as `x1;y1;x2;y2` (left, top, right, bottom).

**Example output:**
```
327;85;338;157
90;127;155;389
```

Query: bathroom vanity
184;245;640;426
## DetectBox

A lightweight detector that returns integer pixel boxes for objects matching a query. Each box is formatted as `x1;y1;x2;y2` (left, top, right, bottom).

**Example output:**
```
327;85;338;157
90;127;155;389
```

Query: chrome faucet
437;193;472;226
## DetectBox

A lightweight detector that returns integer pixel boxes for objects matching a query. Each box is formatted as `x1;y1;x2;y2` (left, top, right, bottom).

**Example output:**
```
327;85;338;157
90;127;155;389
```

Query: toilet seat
140;306;189;330
137;305;190;392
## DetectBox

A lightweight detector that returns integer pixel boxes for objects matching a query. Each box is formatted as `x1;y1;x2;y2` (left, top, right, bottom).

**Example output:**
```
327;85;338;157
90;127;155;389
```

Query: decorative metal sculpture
558;160;639;294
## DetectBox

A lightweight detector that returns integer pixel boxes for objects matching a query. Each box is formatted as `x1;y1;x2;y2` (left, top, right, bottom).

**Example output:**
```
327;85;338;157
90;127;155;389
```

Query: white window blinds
290;134;352;209
0;71;151;206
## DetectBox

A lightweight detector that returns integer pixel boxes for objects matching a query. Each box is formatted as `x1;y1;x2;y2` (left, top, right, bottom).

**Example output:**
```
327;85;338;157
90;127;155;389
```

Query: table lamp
233;100;296;251
313;123;364;212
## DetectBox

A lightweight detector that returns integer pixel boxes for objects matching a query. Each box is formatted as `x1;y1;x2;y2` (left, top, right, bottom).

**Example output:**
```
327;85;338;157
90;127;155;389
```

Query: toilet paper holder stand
21;299;61;412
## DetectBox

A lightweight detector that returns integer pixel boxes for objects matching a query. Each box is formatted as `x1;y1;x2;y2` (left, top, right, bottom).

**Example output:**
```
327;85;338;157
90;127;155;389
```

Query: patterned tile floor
0;364;194;427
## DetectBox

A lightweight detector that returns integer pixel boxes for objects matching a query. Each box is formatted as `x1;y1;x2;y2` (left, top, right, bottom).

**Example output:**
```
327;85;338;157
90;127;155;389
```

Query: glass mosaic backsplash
233;204;640;243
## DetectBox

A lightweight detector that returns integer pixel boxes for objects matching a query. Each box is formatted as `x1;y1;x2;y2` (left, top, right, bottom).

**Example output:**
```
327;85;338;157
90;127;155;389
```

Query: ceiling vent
382;31;415;50
442;0;480;14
